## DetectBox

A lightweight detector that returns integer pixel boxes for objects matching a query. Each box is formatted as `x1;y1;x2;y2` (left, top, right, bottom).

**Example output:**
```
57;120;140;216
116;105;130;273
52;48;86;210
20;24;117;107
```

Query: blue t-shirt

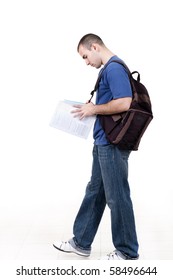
93;56;132;145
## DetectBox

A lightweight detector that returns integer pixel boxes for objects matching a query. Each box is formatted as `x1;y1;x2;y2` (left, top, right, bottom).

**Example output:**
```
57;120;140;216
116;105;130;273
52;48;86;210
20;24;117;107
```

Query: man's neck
101;48;116;65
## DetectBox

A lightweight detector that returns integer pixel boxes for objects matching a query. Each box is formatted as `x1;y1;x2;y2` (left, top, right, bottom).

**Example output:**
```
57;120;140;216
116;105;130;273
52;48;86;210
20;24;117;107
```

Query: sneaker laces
106;250;120;259
60;241;68;249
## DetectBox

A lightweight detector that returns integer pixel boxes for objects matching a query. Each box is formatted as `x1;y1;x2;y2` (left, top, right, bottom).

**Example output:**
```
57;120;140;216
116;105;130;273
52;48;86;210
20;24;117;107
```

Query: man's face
78;44;102;69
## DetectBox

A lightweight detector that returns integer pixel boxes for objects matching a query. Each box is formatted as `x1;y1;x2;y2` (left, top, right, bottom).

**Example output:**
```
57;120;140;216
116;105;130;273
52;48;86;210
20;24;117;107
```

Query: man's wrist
93;104;105;115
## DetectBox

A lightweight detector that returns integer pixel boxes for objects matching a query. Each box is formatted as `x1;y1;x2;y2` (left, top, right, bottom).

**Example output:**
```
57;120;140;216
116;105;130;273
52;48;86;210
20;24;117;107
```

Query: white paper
50;100;96;139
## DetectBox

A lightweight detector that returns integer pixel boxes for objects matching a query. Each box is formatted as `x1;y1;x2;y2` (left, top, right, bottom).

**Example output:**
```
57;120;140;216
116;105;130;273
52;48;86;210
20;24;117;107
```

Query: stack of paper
50;100;96;139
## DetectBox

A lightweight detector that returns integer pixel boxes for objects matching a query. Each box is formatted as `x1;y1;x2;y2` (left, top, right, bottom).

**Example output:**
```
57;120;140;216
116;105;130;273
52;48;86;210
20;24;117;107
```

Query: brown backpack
89;60;153;150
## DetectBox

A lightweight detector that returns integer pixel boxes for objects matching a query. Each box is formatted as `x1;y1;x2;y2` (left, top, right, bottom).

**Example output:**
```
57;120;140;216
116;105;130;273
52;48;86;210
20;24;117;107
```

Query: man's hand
71;97;132;120
71;102;95;120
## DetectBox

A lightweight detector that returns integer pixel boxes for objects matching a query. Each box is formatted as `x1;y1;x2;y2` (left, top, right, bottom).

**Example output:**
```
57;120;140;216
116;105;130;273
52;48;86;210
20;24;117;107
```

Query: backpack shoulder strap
89;58;133;102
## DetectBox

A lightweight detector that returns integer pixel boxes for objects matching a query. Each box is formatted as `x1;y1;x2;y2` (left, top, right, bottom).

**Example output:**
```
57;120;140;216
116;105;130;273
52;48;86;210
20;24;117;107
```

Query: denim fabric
73;144;139;259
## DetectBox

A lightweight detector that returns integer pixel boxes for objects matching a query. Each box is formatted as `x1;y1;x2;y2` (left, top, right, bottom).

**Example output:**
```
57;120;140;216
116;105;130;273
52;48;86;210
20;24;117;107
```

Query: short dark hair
77;33;104;52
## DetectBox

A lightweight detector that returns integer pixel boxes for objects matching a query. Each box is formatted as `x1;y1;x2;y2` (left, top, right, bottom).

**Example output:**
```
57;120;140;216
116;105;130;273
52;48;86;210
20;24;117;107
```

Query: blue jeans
73;144;139;259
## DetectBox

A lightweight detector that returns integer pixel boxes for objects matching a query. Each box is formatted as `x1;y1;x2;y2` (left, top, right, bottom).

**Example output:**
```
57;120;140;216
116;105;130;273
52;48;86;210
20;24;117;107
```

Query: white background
0;0;173;262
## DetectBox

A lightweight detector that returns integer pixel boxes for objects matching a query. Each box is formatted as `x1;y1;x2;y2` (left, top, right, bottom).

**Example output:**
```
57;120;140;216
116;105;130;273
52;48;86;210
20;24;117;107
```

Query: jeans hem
69;238;91;255
117;250;139;260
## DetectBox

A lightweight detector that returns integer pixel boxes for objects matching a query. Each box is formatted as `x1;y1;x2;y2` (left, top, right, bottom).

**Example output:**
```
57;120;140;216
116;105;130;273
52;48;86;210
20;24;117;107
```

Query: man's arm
72;97;132;120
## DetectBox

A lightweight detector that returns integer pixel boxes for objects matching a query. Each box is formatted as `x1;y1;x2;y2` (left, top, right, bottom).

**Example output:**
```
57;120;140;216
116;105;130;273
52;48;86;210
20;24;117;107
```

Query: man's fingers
71;109;83;119
72;104;82;108
71;108;81;113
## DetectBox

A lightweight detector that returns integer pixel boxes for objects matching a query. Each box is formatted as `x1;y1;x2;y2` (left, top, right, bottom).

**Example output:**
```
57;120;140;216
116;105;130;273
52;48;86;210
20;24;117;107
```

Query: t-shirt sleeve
106;64;132;99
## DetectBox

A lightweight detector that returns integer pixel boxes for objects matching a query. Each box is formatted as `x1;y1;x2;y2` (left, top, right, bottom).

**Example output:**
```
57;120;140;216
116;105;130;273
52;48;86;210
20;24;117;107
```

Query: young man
53;34;139;260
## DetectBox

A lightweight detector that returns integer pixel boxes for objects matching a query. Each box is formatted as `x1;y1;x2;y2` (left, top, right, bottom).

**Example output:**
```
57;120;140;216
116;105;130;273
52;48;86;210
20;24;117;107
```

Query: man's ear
91;43;99;51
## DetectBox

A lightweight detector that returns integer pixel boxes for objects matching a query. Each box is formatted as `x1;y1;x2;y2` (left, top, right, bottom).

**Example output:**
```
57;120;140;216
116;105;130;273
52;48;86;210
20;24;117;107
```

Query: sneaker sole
53;244;90;257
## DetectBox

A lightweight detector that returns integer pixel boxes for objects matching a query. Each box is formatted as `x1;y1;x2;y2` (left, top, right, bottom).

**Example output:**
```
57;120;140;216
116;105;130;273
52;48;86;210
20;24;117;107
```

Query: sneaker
53;239;90;257
99;250;125;260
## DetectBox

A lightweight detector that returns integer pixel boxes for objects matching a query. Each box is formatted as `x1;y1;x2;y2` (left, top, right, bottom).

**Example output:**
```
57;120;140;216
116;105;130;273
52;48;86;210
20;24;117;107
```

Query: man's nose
85;59;90;65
